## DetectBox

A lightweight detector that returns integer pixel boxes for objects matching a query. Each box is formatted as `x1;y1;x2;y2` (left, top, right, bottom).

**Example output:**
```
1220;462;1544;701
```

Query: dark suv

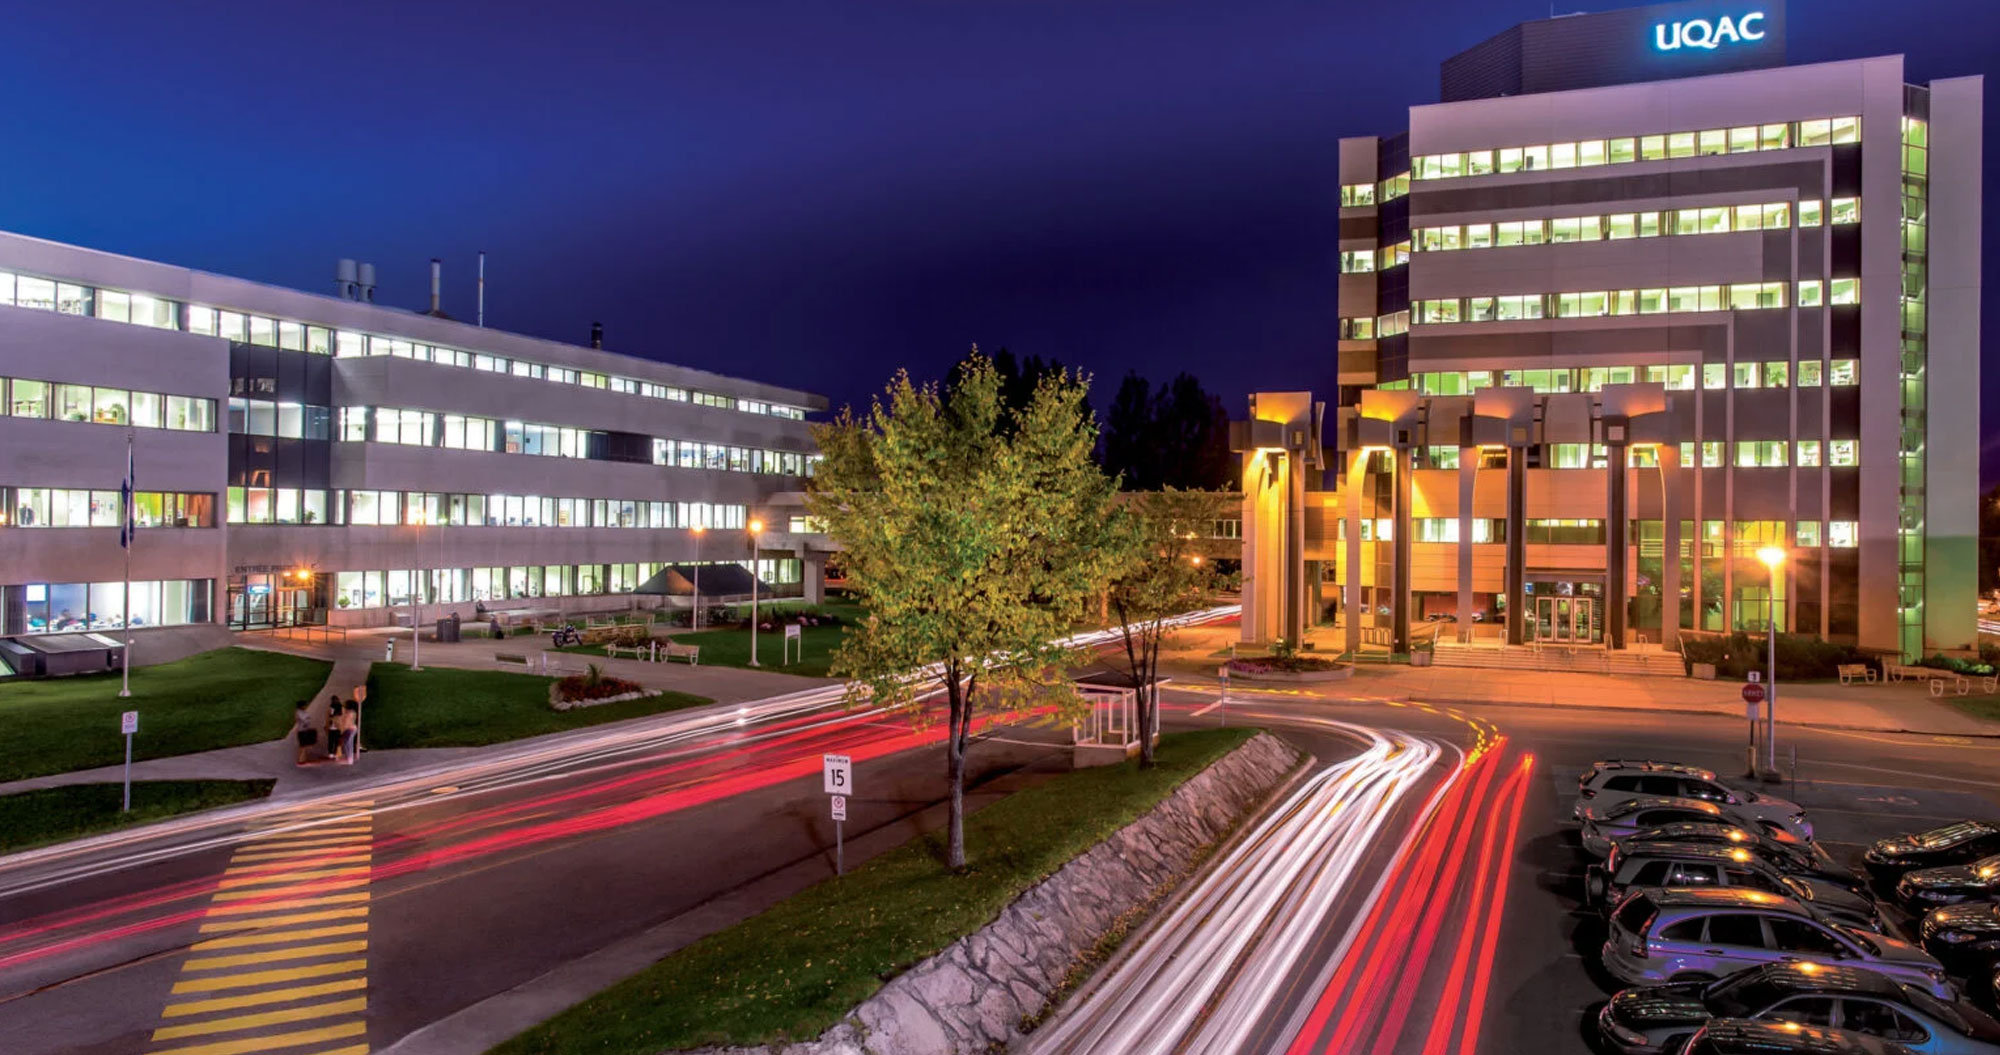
1589;841;1881;931
1680;1018;1917;1055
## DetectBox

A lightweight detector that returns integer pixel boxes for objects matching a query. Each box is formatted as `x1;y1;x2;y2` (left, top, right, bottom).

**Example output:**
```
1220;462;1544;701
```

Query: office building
0;230;828;666
1241;0;1980;660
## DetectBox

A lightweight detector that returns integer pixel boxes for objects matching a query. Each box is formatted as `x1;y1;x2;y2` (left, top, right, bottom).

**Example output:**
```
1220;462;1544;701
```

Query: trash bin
436;616;460;643
385;639;396;662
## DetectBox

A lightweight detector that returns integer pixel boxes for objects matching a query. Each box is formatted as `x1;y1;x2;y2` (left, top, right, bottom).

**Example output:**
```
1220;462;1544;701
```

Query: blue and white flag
119;440;135;549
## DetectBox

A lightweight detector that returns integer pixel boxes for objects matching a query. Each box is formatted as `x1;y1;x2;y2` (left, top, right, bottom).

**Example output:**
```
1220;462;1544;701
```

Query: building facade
1248;1;1981;659
0;229;830;662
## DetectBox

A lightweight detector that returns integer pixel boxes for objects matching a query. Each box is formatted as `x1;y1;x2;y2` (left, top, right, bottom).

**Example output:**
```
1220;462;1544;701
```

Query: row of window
335;405;819;475
1388;518;1861;548
4;489;216;528
330;558;802;609
2;377;216;432
1412;438;1860;471
1406;116;1861;183
0;267;808;421
1407;280;1858;327
1403;199;1858;257
1391;360;1861;397
225;486;749;530
13;579;211;635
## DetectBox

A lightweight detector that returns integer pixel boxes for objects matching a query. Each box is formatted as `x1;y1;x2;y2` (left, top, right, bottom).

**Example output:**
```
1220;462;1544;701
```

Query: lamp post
747;519;764;666
691;523;706;630
1755;545;1786;775
411;509;426;671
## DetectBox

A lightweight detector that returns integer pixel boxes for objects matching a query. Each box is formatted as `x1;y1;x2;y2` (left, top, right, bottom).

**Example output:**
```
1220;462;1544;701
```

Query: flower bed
551;666;651;710
1225;655;1352;682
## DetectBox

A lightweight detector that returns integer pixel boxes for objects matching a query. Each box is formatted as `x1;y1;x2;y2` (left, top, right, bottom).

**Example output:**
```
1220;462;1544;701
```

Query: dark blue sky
0;0;1992;473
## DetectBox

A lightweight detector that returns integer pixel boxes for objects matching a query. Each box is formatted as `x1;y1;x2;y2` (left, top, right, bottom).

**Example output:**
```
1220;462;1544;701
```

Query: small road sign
823;753;852;795
1742;682;1766;705
120;710;138;735
831;794;847;821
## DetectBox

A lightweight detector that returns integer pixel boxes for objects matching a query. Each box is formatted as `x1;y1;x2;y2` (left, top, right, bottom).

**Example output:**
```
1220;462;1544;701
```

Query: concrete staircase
1431;643;1685;677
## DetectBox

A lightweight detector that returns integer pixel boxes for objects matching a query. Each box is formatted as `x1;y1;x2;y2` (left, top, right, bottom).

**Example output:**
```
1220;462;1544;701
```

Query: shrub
1919;653;1997;676
1677;630;1873;680
554;663;647;704
1227;654;1343;675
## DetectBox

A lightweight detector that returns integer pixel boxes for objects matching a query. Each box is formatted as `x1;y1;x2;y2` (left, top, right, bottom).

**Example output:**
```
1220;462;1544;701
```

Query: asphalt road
5;664;1997;1055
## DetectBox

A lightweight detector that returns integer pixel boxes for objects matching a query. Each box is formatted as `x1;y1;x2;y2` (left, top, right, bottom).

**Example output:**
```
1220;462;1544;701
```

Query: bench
1886;663;1991;697
1837;663;1878;685
662;642;700;665
603;642;652;662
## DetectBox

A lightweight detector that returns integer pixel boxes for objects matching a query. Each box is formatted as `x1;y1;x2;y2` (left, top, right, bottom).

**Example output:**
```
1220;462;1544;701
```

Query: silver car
1577;762;1815;841
1602;888;1954;1001
1584;797;1737;857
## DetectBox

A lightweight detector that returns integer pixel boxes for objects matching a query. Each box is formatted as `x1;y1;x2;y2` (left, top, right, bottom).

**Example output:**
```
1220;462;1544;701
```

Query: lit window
1796;521;1821;547
1829;360;1858;386
1828;440;1858;467
1828;521;1859;547
1797;280;1824;307
1829;198;1860;224
1798;360;1824;387
1797;440;1822;467
1829;278;1860;305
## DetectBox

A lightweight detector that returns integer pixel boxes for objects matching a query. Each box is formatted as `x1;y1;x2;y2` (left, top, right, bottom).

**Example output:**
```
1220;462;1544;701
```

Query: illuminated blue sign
1654;11;1766;51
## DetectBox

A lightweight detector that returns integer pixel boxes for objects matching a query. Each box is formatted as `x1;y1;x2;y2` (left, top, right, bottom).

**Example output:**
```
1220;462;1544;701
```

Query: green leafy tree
806;352;1123;869
1106;488;1226;766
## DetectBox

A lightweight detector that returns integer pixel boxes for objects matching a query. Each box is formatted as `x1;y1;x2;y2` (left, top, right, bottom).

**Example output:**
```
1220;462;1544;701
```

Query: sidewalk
1156;624;2000;738
0;626;838;802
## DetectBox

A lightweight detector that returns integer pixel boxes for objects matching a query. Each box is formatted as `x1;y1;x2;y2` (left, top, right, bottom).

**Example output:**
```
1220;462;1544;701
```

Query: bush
1919;653;1997;677
1227;654;1343;675
554;663;646;704
1677;630;1873;680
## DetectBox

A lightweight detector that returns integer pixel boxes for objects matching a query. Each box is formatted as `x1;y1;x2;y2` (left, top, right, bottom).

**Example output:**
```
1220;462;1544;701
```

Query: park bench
1837;663;1878;685
603;642;652;662
1886;662;1995;697
662;642;700;665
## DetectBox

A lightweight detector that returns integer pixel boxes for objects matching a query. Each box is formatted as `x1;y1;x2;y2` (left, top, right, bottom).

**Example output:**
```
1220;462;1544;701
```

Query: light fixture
749;519;763;534
1756;545;1785;570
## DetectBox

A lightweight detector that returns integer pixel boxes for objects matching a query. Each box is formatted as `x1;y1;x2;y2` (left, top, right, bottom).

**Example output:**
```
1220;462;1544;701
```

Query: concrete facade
0;228;834;656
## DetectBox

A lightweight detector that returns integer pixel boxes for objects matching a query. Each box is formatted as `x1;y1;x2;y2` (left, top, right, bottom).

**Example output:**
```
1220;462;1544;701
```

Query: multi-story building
1242;0;1980;660
0;229;829;668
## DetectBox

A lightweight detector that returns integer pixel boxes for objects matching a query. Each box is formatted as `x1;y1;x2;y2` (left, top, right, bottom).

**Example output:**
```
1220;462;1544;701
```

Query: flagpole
119;432;133;698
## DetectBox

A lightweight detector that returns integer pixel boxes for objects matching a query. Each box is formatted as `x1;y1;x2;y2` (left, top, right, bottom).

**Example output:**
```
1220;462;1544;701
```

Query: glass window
1797;360;1823;386
1797;279;1824;307
1762;362;1789;388
1829;440;1858;467
1697;129;1727;156
1550;142;1577;169
1829;197;1860;224
1760;123;1790;150
1829;521;1859;547
55;383;92;422
1799;200;1823;227
1829;278;1860;306
1703;364;1727;390
1733;363;1759;389
1796;521;1821;547
1522;145;1548;171
1799;119;1833;147
1608;137;1636;164
1829;360;1858;385
1797;440;1822;467
10;378;47;418
1830;117;1860;144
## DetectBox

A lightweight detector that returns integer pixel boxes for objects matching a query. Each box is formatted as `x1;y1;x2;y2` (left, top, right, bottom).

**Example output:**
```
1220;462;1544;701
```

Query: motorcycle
550;624;582;648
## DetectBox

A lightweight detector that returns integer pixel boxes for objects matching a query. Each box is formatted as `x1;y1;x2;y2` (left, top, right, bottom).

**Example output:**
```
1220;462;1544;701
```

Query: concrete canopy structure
1243;0;1980;661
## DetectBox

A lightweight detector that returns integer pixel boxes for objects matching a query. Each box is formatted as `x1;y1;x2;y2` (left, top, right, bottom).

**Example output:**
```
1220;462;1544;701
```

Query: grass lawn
361;664;715;750
1946;698;2000;724
0;648;332;783
494;726;1259;1055
0;780;275;854
554;599;863;678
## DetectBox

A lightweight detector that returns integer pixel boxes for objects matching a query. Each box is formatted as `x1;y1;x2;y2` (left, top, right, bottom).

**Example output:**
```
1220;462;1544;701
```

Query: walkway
0;625;838;801
1155;624;2000;738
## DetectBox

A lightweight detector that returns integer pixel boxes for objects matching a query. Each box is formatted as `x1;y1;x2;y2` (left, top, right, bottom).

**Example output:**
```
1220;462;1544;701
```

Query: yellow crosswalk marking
212;879;369;903
198;908;370;933
217;866;370;890
170;959;366;994
193;923;367;950
230;844;372;863
151;996;368;1040
205;893;369;917
239;828;373;847
245;822;374;838
227;850;371;871
183;940;369;972
150;1019;365;1055
162;978;368;1018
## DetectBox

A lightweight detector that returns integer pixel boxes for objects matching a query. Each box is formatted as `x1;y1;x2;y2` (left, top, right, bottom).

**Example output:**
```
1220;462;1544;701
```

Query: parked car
1619;822;1866;893
1867;824;2000;886
1602;888;1954;1000
1579;760;1815;840
1589;841;1881;931
1597;962;2000;1055
1584;798;1740;857
1920;903;2000;974
1899;856;2000;911
1679;1018;1918;1055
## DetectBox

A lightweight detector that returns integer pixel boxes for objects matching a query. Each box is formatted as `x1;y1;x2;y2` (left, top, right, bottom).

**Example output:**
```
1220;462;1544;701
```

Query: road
5;644;1998;1055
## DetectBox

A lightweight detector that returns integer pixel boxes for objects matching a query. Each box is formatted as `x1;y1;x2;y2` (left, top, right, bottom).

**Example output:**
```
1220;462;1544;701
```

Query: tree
1981;484;2000;596
806;352;1123;869
1106;488;1227;766
1099;371;1234;491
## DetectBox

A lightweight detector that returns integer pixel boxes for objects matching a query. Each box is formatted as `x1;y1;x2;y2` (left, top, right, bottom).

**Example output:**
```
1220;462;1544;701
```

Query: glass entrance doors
227;574;317;629
1531;595;1599;645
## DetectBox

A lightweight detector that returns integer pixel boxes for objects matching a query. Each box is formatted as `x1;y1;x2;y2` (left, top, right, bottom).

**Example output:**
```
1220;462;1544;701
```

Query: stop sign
1742;682;1766;704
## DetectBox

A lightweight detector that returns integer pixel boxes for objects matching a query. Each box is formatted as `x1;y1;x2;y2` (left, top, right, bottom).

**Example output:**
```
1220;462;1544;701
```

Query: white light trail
1026;718;1448;1055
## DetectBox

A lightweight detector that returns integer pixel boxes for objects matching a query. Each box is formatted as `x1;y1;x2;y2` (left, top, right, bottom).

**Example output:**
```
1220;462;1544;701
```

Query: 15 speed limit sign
823;753;853;795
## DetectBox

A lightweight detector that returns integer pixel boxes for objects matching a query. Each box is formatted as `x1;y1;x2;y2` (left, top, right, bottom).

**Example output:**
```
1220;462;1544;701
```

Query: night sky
0;0;1993;475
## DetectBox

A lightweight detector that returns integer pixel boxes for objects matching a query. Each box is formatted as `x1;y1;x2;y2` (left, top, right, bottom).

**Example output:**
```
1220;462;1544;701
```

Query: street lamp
691;523;706;630
1755;545;1785;775
411;509;427;671
747;519;764;667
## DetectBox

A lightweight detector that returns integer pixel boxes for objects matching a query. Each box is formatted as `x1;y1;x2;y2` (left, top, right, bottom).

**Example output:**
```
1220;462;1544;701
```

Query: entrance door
1532;596;1596;644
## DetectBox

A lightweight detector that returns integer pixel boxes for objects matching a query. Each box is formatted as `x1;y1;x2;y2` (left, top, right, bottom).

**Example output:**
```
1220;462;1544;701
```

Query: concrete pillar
1344;447;1367;658
1660;445;1683;649
802;551;827;605
1505;446;1527;646
1391;446;1412;654
1606;442;1628;650
1456;447;1476;638
1288;450;1308;645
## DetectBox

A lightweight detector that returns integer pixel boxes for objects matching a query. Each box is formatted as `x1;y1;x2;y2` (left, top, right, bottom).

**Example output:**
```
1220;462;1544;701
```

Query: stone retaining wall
684;730;1304;1055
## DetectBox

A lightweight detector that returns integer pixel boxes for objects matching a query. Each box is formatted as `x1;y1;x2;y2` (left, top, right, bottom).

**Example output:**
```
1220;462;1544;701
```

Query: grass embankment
361;665;714;749
1946;698;2000;725
556;599;863;678
495;726;1260;1055
0;648;332;782
0;780;275;854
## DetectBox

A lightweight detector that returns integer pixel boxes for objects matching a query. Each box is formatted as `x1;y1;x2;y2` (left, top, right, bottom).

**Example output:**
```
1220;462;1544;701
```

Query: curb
1393;694;2000;741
